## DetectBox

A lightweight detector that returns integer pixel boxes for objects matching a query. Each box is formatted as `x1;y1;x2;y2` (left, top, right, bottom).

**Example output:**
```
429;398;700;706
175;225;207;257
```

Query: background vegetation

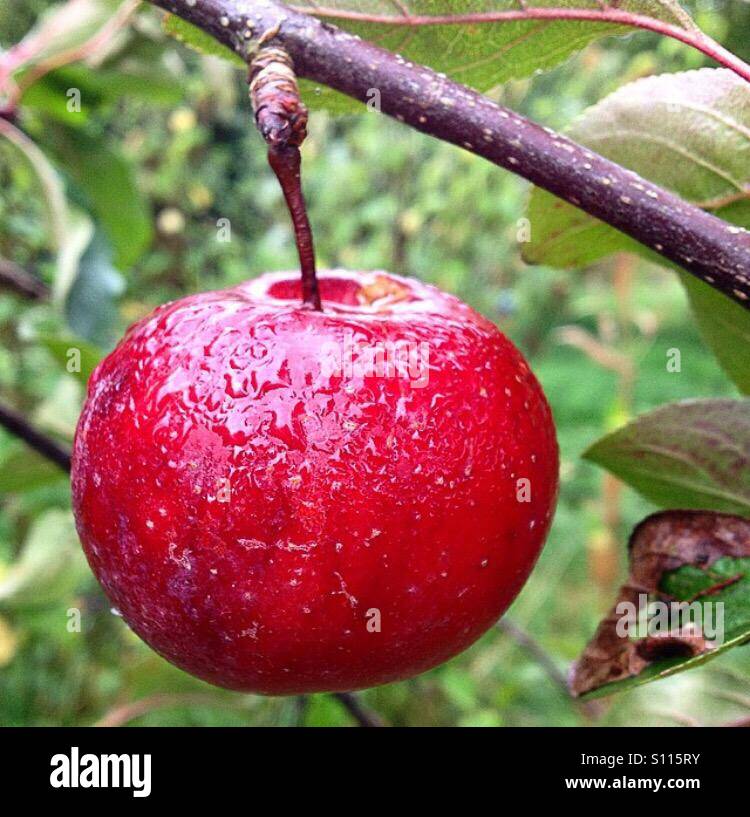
0;0;749;726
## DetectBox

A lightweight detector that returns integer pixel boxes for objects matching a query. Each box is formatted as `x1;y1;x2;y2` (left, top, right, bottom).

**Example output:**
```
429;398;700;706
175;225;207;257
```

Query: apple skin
72;270;558;694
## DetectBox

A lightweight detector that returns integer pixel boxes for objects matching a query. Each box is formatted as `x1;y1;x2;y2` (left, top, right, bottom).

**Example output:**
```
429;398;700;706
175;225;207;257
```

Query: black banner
0;726;744;801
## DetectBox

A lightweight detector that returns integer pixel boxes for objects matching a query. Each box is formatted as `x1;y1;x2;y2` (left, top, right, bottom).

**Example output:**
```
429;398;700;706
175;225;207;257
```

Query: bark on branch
148;0;750;308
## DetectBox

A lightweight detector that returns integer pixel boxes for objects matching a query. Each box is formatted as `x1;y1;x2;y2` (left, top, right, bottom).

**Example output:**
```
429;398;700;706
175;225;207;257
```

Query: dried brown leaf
570;510;750;697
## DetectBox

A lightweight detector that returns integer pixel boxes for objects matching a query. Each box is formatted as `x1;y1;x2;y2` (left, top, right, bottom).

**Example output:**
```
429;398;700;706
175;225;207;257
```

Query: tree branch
0;258;49;300
0;402;72;471
497;618;569;697
332;692;386;727
148;0;750;309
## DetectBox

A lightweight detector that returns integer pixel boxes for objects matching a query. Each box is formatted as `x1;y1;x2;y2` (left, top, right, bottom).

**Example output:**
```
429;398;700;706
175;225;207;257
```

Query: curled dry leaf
570;510;750;698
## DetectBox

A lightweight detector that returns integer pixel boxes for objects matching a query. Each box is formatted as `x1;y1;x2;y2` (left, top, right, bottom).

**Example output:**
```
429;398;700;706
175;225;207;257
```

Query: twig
0;401;72;471
644;708;701;727
725;716;750;727
497;617;570;696
332;692;386;727
94;692;255;727
293;694;308;725
148;0;750;309
0;258;49;300
717;691;750;726
712;689;750;710
96;689;382;727
0;116;68;250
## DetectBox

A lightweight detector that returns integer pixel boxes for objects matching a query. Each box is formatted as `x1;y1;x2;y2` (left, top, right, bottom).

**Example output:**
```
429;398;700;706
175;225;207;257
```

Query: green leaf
0;510;88;608
293;0;697;91
0;446;67;494
34;378;84;440
39;335;103;386
584;398;750;517
662;556;750;642
19;78;92;128
22;64;182;125
50;127;152;269
681;273;750;396
525;68;750;268
59;64;182;105
64;230;125;346
572;511;750;699
53;209;94;304
163;15;245;66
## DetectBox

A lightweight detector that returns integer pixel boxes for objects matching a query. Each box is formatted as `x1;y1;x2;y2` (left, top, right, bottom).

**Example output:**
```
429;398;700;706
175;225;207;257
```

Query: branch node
249;46;308;149
257;21;282;46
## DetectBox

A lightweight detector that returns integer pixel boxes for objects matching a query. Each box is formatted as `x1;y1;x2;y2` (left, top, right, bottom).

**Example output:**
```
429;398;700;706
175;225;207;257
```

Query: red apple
72;270;558;694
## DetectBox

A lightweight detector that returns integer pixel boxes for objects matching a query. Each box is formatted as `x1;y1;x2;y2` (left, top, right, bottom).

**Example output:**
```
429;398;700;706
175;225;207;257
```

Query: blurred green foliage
0;0;749;726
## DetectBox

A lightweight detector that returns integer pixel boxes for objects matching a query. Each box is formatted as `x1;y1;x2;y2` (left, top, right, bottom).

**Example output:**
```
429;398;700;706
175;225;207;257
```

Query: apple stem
249;47;322;310
267;144;321;310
